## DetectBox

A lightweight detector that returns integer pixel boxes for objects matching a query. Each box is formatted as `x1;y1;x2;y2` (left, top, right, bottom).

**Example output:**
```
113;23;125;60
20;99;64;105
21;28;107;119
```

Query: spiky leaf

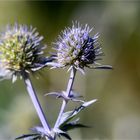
59;99;97;128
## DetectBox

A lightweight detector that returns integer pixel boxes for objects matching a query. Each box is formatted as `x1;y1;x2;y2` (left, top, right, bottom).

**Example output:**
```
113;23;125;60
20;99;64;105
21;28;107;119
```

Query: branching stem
54;67;77;128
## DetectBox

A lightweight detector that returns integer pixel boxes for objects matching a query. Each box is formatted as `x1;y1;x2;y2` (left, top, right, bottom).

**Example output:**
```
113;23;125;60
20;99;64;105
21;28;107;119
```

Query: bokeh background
0;1;140;140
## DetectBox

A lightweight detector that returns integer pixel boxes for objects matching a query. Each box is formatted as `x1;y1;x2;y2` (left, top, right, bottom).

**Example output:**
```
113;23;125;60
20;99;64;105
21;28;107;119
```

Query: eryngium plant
0;22;112;140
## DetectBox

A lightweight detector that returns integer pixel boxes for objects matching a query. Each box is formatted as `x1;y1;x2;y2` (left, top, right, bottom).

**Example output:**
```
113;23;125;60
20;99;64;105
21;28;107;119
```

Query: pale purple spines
53;22;110;73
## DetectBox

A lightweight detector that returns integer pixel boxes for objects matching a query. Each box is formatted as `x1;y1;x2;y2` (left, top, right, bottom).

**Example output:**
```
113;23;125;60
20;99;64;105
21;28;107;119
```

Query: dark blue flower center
81;37;96;65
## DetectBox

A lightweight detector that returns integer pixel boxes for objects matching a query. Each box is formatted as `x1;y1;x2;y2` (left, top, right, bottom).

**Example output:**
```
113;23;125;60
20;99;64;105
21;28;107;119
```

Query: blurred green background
0;1;140;140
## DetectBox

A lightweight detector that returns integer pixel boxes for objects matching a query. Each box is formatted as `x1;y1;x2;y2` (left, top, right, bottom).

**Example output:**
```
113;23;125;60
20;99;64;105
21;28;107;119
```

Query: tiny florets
0;23;48;81
53;22;109;72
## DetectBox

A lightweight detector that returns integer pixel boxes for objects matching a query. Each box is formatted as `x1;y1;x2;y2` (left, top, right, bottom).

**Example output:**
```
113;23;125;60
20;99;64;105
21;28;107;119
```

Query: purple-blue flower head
0;23;48;82
53;22;112;72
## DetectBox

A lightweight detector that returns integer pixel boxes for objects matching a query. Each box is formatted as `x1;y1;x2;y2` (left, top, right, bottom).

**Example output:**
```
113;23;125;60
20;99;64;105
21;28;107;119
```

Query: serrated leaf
59;99;97;128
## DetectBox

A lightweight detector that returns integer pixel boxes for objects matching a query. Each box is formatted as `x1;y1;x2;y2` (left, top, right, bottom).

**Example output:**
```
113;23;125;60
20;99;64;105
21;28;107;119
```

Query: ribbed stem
23;72;51;133
54;67;76;128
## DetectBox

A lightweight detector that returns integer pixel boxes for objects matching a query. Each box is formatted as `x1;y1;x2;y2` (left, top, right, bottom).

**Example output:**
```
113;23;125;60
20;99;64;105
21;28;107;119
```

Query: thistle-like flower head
53;22;112;73
0;23;49;81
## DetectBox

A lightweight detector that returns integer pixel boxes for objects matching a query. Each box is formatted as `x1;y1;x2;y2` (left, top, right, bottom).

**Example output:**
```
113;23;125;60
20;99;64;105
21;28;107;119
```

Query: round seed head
0;23;48;81
53;22;107;72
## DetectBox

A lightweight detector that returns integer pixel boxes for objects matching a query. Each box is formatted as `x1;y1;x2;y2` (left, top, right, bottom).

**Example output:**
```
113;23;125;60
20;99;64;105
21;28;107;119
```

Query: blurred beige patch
113;115;140;140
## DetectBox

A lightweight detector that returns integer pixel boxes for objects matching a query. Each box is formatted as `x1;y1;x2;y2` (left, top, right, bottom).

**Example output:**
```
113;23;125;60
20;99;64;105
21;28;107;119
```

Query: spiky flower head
53;22;112;73
0;23;49;82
